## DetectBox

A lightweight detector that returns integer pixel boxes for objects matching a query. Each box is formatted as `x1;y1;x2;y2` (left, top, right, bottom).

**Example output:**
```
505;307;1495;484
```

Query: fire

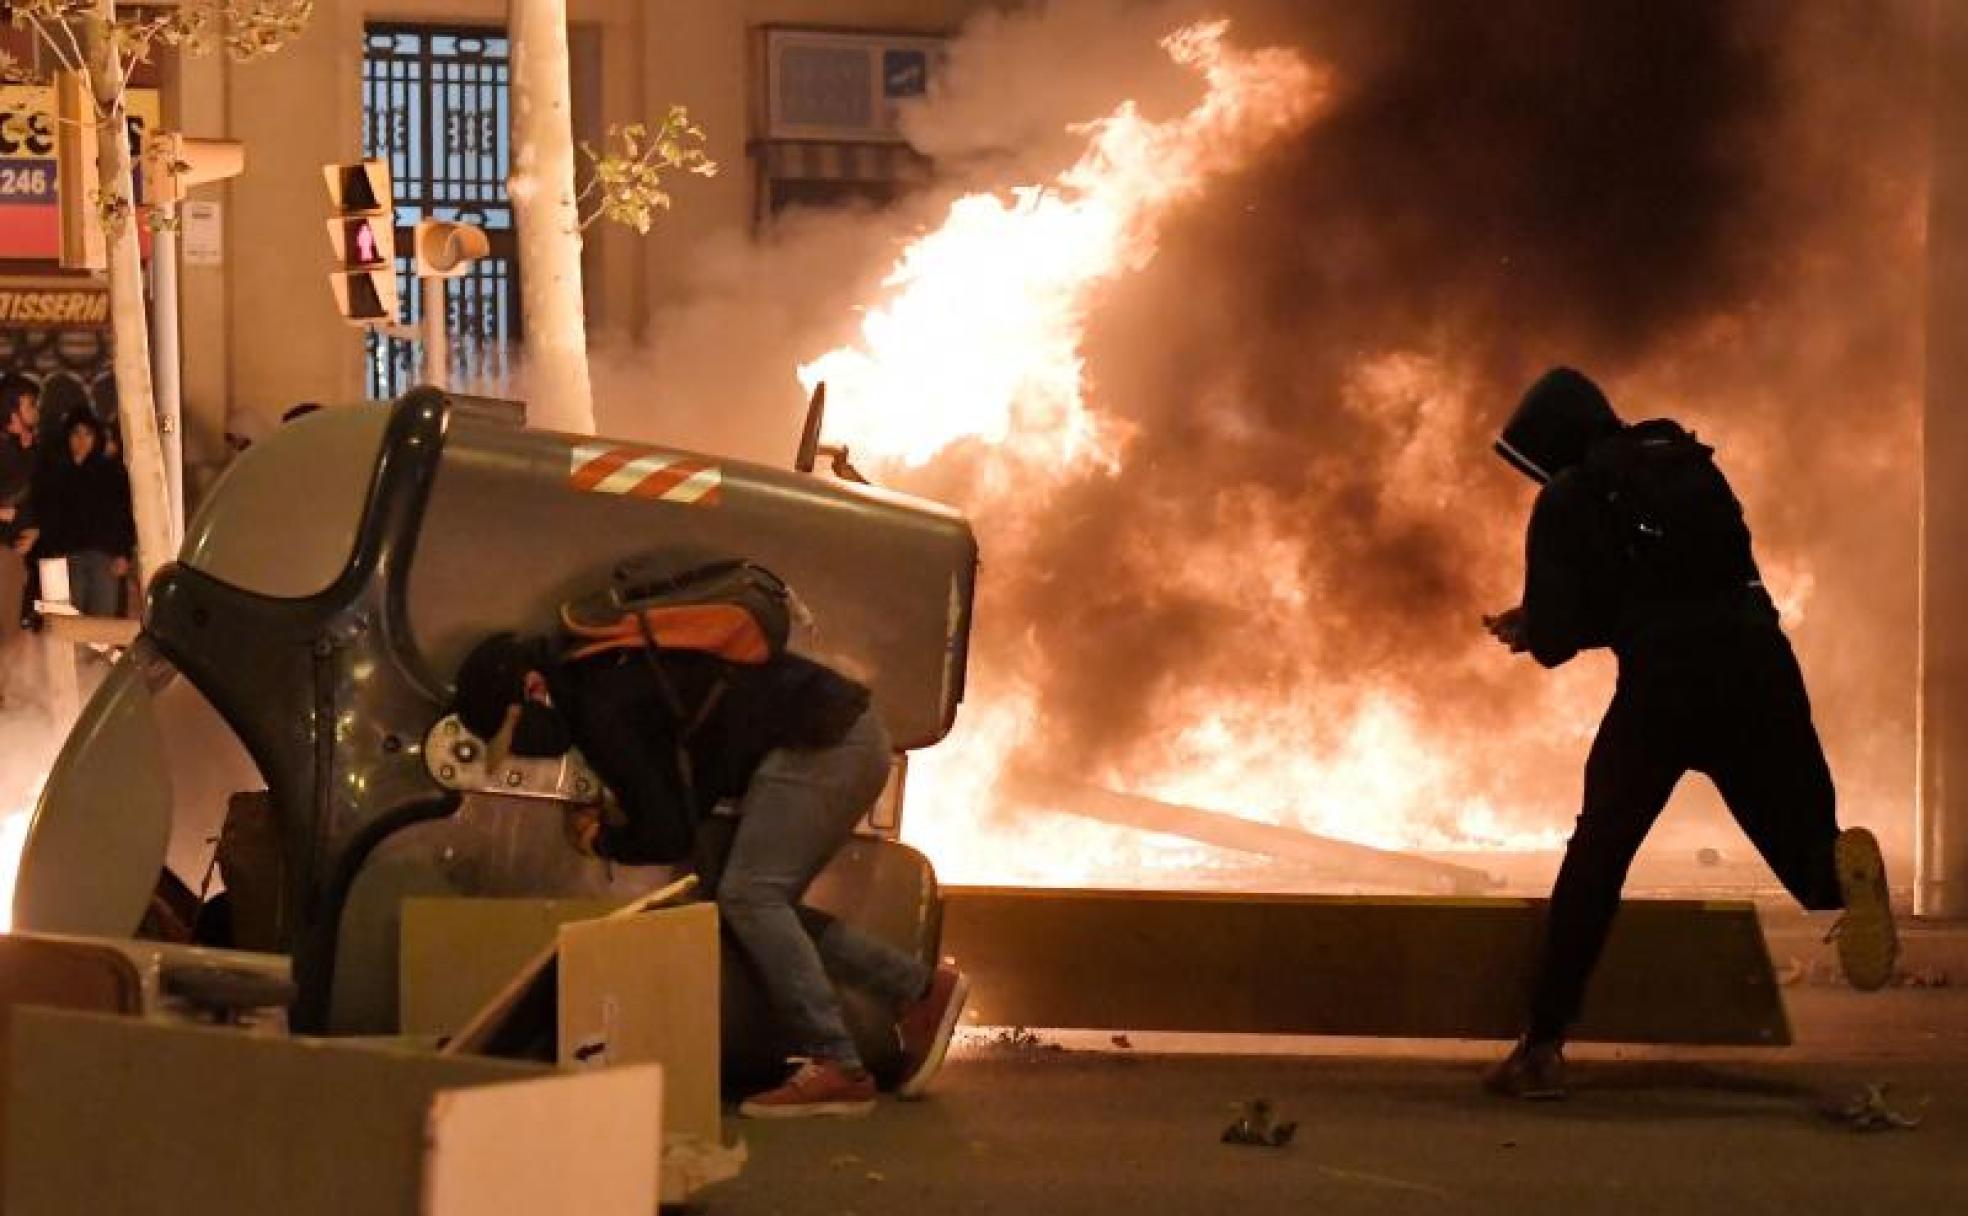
801;21;1581;888
799;21;1321;476
0;805;31;934
0;772;45;934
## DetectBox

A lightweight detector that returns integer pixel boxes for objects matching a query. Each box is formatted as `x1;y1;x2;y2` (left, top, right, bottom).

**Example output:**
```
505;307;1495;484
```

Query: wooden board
559;903;720;1145
942;887;1791;1046
400;897;620;1038
441;874;697;1057
4;1009;550;1216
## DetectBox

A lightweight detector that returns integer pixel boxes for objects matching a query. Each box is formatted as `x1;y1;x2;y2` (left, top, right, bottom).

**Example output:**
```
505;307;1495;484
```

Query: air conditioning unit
762;27;948;143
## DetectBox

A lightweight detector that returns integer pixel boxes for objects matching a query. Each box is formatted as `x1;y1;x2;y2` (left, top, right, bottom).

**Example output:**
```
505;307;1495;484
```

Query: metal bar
1008;771;1495;896
148;206;181;543
940;886;1791;1046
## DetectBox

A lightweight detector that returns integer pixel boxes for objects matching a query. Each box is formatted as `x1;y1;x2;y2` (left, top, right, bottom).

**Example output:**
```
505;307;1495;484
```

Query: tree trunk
507;0;595;435
84;4;174;586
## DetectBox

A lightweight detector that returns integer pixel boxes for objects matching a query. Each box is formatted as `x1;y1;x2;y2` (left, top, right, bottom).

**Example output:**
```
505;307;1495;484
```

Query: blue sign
0;159;54;205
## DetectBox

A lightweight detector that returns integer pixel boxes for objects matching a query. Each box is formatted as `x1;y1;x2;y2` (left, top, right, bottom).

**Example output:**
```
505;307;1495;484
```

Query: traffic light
322;159;398;325
413;219;489;279
141;132;245;206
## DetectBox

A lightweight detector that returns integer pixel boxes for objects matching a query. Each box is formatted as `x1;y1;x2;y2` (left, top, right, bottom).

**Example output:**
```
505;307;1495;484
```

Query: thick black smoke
911;0;1929;846
609;0;1931;859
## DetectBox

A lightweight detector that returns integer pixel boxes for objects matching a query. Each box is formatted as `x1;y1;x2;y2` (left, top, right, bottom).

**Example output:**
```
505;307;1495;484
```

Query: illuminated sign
0;286;110;327
0;85;162;262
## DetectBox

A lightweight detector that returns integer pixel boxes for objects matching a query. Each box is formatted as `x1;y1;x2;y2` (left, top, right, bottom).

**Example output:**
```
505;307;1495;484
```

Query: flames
0;803;32;934
799;21;1320;477
796;21;1584;889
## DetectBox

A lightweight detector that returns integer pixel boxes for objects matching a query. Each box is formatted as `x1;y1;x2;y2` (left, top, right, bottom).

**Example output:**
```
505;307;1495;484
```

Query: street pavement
708;986;1968;1215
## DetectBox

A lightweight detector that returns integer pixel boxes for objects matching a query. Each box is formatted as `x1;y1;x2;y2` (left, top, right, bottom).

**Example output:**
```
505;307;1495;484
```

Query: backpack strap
630;611;729;802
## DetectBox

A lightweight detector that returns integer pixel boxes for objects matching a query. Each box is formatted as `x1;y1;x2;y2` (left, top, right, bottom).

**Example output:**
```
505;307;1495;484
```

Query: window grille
361;24;520;399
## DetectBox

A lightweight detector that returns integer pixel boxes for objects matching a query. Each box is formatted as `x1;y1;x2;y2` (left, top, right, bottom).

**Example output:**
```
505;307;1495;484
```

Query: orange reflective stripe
569;446;642;491
628;457;714;500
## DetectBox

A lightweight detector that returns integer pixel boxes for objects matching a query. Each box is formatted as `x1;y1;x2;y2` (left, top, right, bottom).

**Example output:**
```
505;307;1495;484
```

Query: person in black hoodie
451;609;970;1120
26;410;134;619
1482;367;1897;1099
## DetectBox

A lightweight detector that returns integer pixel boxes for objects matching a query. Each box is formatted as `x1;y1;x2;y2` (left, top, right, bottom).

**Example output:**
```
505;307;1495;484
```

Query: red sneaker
737;1059;876;1119
895;962;970;1099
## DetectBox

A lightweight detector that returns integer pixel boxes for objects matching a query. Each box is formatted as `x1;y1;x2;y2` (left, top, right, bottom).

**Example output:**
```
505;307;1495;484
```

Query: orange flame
801;22;1579;887
799;21;1323;475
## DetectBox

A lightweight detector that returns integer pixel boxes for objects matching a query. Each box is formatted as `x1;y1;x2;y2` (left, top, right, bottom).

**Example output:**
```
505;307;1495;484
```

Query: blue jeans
66;551;123;618
716;709;929;1070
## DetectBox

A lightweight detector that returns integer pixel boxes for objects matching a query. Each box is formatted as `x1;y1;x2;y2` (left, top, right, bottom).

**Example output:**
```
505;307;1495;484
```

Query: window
361;24;520;398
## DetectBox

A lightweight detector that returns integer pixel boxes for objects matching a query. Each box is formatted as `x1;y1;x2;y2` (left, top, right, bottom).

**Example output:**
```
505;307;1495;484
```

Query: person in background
26;411;135;619
1482;367;1897;1099
0;383;40;680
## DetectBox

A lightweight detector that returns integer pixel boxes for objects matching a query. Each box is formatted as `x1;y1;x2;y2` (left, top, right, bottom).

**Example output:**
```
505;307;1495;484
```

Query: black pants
1527;623;1842;1044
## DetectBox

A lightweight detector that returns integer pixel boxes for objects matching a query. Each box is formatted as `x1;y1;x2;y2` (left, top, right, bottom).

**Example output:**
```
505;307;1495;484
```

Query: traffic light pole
421;275;449;391
148;202;183;546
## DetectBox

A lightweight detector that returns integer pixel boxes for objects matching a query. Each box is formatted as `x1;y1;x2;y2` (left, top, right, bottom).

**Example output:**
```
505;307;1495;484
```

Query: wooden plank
941;887;1790;1046
1007;772;1495;896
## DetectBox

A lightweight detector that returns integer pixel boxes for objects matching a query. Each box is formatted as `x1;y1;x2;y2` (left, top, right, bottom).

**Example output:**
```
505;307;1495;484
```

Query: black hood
1495;367;1623;483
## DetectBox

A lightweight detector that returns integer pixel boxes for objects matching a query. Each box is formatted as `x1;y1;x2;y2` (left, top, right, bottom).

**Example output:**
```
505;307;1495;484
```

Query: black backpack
1579;420;1758;602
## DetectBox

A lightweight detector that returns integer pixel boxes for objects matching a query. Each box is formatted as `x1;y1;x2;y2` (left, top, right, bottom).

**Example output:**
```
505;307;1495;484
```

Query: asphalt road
708;987;1968;1215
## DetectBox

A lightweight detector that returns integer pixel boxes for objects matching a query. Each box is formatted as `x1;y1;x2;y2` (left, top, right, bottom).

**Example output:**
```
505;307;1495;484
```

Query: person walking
1483;367;1897;1099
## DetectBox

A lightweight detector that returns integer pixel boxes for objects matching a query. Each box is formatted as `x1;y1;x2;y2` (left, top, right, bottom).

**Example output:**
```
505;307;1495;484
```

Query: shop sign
0;286;110;327
0;85;163;262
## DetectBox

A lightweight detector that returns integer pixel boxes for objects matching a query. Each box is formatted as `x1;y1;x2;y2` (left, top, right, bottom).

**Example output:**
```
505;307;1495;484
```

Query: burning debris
616;0;1926;889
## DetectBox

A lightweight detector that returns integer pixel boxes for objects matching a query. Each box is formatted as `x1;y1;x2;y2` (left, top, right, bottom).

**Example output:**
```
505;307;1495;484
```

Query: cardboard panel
399;897;619;1037
558;903;721;1145
943;889;1790;1045
0;937;143;1213
4;1009;547;1216
423;1065;662;1216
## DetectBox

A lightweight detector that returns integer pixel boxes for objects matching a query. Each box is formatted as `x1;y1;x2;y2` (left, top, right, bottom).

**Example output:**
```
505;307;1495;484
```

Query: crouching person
450;628;970;1118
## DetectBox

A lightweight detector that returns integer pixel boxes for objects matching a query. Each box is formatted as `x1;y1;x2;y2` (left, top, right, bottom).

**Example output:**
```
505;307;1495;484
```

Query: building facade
5;0;991;501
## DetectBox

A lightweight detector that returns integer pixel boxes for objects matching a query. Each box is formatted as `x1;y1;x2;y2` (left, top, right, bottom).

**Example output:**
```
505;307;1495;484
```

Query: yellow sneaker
1830;827;1898;992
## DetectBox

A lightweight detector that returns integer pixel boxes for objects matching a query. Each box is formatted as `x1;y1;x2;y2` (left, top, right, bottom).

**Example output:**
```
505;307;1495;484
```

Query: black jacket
28;451;135;559
550;648;872;865
1498;370;1772;668
1515;424;1774;669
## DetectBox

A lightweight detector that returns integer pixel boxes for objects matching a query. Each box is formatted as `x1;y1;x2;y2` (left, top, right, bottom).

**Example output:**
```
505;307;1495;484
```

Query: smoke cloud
597;0;1931;870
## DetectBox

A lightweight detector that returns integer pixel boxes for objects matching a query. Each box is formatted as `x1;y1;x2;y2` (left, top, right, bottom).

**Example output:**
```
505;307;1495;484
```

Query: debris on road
1111;1034;1133;1049
1221;1098;1297;1147
1821;1083;1926;1132
962;1025;1066;1055
1896;967;1951;989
